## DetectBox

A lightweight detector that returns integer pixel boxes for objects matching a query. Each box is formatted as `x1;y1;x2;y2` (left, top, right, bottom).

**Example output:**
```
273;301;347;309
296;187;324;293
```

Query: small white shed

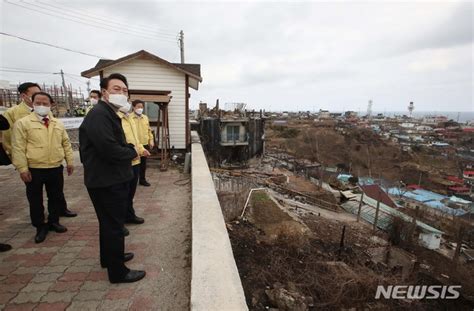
81;50;202;150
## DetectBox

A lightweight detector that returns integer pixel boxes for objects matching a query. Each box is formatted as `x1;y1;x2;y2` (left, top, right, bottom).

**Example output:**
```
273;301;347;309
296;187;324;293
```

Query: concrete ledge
190;131;248;311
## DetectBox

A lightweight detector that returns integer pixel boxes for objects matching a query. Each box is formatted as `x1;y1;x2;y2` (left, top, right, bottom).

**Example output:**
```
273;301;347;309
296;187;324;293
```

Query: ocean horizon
269;110;474;123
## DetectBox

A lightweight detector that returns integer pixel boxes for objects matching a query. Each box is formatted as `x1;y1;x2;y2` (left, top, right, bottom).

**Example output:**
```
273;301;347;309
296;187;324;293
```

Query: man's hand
67;165;74;176
133;147;140;161
20;171;32;183
142;149;151;157
149;141;155;149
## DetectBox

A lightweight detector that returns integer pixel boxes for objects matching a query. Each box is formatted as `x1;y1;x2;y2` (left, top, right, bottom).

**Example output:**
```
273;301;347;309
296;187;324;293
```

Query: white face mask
107;92;129;109
90;98;98;105
119;102;132;113
34;105;50;117
135;108;144;115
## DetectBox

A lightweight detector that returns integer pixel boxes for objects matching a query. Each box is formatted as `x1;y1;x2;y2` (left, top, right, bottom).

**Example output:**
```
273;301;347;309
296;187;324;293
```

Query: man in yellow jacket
2;82;41;157
131;100;154;186
12;92;74;243
2;82;77;218
118;106;150;227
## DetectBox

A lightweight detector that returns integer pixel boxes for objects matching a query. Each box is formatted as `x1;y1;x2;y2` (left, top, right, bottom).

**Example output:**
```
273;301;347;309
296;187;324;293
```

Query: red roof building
407;184;423;190
448;186;470;193
360;185;398;209
446;176;464;184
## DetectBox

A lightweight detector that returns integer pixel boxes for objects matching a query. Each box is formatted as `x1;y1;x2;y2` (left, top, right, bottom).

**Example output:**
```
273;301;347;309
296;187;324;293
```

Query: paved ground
0;153;191;311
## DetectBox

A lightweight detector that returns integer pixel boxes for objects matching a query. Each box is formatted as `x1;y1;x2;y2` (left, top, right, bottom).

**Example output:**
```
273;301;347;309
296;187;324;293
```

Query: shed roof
81;50;202;82
342;195;443;235
360;184;398;209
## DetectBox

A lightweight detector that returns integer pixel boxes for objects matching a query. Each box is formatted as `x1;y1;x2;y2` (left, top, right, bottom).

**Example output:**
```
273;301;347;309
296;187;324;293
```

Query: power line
4;1;177;43
35;0;178;38
24;0;178;40
8;0;175;42
63;73;94;85
64;73;100;81
0;69;54;74
0;67;99;81
0;32;105;58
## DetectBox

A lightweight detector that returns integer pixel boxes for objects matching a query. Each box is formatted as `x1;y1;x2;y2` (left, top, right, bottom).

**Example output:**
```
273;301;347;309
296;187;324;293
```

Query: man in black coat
79;73;145;283
0;114;12;252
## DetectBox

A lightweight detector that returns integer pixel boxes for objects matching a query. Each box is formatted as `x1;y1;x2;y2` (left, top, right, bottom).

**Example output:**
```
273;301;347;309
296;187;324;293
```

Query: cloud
0;1;472;112
404;1;473;52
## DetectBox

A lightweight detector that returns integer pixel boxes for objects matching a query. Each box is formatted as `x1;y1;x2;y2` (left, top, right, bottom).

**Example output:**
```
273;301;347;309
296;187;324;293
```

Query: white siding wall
103;58;187;149
419;233;441;250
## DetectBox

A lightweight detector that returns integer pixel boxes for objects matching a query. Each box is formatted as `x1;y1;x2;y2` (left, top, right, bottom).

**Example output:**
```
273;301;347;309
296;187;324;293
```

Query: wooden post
373;193;381;231
338;225;346;258
357;192;364;222
452;223;465;266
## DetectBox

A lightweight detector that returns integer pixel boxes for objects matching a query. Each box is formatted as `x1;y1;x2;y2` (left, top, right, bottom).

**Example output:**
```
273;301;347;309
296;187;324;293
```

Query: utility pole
179;30;185;64
59;69;70;110
86;80;91;95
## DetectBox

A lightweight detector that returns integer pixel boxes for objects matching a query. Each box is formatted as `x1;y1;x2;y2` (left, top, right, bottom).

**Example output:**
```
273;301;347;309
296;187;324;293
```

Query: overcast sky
0;0;472;112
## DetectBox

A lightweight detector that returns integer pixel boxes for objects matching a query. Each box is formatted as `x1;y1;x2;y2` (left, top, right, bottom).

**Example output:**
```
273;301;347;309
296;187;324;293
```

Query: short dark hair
100;73;128;90
18;82;41;94
32;91;53;104
132;99;145;107
90;90;101;99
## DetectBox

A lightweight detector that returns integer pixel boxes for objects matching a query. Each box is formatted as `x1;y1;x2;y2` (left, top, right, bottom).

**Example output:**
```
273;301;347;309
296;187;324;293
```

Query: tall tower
408;102;414;118
367;100;373;119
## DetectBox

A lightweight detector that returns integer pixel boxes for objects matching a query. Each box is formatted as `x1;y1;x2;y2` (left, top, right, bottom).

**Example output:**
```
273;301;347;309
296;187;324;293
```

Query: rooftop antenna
408;101;414;118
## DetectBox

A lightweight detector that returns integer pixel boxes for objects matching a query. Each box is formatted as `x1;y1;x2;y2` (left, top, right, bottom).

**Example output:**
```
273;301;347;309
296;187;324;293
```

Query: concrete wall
190;131;248;311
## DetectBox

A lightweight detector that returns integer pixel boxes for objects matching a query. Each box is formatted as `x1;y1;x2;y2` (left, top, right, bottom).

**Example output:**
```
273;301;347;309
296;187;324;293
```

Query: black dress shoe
0;243;12;252
139;180;151;187
123;227;130;237
125;216;145;224
35;226;49;243
110;270;146;284
101;252;134;268
49;223;68;233
60;209;77;217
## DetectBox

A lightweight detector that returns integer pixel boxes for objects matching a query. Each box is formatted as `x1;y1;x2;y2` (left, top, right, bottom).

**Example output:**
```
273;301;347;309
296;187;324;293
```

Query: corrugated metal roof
388;188;467;216
342;194;443;235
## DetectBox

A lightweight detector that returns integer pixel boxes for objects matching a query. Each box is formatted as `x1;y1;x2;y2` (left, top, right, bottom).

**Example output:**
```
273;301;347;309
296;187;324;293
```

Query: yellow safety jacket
131;112;153;146
12;112;74;173
2;101;32;157
118;112;145;166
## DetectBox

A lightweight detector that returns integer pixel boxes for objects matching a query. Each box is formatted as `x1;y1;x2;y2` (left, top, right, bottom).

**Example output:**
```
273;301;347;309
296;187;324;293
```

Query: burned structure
194;102;265;166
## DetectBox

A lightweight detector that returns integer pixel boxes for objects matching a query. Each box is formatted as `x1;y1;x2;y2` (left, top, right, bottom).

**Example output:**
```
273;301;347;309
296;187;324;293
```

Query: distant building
318;109;331;119
422;115;448;126
344;111;358;118
197;116;265;165
272;120;288;127
463;171;474;185
416;125;433;132
400;122;416;128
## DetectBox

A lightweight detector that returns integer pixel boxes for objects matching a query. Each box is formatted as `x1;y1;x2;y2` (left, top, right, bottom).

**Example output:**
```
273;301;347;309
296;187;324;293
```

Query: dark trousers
126;165;140;220
58;192;68;214
26;166;64;228
87;182;130;281
139;145;149;182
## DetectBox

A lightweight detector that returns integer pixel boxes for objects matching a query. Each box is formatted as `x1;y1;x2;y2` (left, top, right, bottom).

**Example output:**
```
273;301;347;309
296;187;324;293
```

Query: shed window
226;125;240;141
